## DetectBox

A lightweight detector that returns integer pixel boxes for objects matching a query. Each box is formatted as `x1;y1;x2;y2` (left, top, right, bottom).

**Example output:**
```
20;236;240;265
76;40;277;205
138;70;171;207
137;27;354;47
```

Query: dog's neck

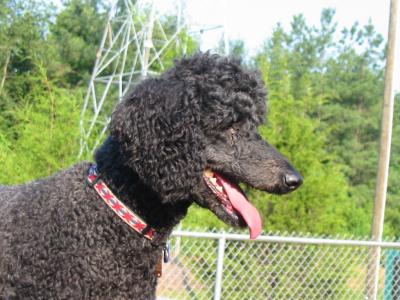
94;137;190;234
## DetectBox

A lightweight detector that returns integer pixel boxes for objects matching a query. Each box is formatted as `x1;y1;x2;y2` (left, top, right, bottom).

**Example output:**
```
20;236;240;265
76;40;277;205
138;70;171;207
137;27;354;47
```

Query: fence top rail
171;230;400;248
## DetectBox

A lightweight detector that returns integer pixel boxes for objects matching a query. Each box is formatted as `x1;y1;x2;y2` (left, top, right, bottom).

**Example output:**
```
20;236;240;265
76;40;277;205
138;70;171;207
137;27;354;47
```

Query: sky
155;0;400;92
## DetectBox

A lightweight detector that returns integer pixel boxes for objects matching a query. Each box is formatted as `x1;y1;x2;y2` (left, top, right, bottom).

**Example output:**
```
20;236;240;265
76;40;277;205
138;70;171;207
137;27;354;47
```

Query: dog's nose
284;173;303;190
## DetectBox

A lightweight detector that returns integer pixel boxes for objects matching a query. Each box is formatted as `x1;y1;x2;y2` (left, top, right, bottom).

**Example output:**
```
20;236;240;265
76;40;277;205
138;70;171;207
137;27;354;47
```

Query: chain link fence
156;229;400;300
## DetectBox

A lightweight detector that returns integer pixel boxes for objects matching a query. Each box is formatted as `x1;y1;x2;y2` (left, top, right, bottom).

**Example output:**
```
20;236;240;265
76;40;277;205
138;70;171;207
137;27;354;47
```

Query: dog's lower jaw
193;184;247;228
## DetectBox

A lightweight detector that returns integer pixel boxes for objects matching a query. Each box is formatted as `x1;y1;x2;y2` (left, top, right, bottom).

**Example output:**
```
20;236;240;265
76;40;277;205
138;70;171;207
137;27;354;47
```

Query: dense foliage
0;1;398;237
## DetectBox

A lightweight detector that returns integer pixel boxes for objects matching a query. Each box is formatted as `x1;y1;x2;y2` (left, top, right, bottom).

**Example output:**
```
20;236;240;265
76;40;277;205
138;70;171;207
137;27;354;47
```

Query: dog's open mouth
203;169;262;239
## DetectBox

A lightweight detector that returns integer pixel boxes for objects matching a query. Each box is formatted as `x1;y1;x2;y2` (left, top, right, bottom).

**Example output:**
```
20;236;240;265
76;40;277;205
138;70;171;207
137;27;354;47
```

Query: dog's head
110;53;302;238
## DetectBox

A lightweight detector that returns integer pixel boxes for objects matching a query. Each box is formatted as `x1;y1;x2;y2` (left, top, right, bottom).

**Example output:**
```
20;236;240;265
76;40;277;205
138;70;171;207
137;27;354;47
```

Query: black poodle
0;53;302;299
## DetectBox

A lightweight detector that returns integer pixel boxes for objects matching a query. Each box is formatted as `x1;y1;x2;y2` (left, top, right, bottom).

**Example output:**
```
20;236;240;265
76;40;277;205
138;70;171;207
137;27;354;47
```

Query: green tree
0;65;81;184
320;21;385;232
50;0;108;86
253;32;359;234
384;93;400;237
251;10;389;236
284;9;336;103
0;0;57;131
217;38;247;58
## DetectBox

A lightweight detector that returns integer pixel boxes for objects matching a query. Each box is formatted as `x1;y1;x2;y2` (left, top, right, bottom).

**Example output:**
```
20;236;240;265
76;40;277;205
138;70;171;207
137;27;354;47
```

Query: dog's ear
110;78;204;204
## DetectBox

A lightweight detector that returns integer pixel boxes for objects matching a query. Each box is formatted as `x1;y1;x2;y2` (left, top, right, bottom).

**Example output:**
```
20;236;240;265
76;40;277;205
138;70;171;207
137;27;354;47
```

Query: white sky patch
154;0;400;92
56;0;400;92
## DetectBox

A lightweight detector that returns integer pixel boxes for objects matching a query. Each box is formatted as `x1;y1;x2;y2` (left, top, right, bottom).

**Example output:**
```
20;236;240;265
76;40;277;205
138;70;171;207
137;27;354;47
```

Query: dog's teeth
210;178;217;184
204;169;214;178
216;186;223;193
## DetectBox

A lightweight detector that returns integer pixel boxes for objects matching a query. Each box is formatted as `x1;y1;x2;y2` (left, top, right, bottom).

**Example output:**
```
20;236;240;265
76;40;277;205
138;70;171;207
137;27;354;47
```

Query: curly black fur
0;53;302;299
109;54;267;204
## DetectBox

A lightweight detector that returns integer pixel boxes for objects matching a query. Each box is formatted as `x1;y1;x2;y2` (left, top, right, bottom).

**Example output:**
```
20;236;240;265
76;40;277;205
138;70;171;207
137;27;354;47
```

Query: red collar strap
87;164;166;246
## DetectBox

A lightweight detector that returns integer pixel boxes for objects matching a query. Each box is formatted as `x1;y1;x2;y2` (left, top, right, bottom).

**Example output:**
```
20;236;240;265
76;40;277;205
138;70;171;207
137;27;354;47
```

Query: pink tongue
216;174;262;239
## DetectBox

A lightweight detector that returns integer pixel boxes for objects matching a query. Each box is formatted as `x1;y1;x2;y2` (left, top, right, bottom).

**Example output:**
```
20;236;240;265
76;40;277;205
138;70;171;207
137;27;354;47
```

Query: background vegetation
0;0;399;237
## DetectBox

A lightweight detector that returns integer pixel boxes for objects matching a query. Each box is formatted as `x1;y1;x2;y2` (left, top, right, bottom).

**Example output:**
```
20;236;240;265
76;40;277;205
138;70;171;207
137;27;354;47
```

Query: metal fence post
214;236;226;300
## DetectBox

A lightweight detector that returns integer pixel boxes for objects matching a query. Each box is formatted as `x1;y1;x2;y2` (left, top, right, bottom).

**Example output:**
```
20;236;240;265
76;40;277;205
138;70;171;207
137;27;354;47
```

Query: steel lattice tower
79;0;227;157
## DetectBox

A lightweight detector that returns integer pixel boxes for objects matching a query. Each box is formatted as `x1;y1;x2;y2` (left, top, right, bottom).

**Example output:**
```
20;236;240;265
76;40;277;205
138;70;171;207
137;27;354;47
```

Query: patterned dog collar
87;164;161;243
